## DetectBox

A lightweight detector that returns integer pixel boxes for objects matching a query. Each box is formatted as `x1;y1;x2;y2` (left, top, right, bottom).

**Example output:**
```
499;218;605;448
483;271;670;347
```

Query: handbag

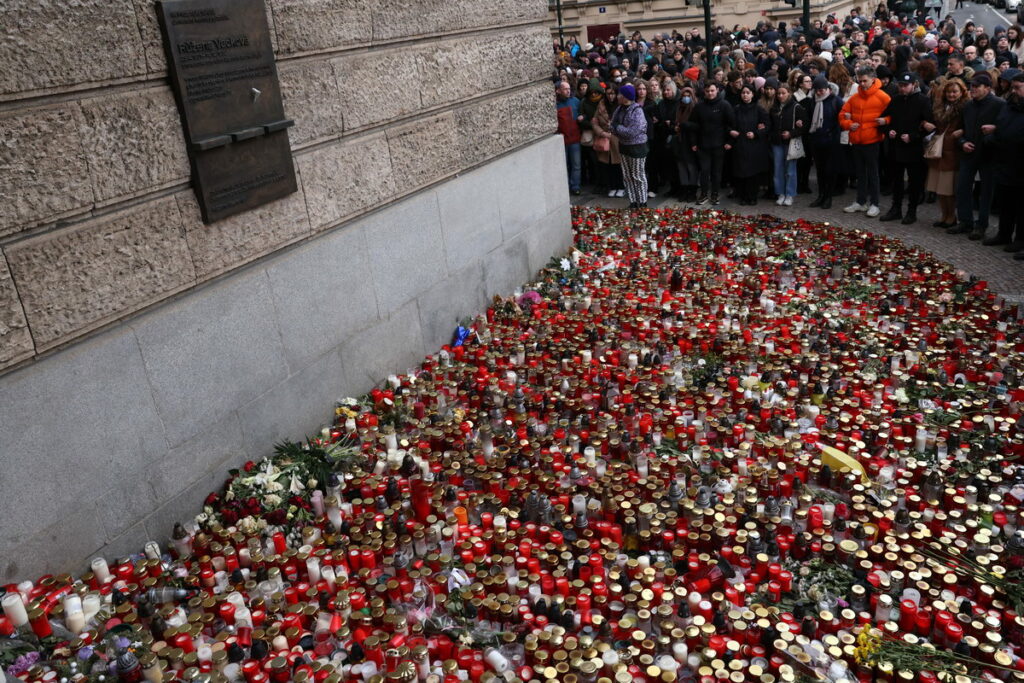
923;131;945;160
786;136;806;161
593;135;611;153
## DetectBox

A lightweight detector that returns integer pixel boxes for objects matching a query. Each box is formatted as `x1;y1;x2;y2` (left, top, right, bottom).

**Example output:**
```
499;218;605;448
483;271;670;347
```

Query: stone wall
0;0;569;581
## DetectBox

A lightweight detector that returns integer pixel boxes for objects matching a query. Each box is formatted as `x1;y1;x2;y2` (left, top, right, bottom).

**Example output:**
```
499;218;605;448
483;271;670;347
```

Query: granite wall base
0;135;570;582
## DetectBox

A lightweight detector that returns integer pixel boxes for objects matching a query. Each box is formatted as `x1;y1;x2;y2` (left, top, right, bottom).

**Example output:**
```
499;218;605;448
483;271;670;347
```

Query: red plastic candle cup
899;599;917;632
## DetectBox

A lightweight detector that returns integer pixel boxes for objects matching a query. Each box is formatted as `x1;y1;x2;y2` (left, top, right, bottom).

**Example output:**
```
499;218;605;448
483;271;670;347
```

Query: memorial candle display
2;207;1024;683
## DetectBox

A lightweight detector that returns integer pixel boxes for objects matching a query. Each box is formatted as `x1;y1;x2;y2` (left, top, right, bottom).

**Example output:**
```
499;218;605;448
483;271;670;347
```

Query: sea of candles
1;207;1023;683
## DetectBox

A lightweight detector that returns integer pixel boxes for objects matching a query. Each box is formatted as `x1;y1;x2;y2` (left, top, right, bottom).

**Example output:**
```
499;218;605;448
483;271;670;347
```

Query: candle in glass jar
90;556;111;583
1;592;29;627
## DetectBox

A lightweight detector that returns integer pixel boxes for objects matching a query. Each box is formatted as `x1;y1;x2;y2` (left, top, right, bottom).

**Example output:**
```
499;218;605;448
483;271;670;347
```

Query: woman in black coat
727;84;771;205
653;79;682;199
673;83;701;201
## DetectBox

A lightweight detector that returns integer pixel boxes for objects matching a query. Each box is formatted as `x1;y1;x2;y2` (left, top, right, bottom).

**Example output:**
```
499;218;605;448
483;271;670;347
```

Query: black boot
968;226;986;241
900;206;917;224
947;222;973;234
982;233;1012;246
809;194;825;208
819;194;832;209
879;205;902;222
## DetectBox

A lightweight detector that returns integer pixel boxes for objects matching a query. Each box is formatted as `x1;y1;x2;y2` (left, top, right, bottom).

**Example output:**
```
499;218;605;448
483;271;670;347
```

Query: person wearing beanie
950;72;1006;238
610;83;651;208
875;64;898;97
684;66;702;83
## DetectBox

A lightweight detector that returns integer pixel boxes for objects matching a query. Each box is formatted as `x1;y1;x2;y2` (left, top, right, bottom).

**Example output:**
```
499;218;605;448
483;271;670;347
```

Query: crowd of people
553;6;1024;260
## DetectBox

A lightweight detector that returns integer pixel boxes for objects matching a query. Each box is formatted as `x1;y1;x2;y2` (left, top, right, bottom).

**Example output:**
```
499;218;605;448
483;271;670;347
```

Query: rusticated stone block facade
0;0;554;367
0;0;567;582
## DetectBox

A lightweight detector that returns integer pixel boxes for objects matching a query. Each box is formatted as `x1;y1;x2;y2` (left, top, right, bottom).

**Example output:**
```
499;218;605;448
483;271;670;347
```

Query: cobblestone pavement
572;187;1024;302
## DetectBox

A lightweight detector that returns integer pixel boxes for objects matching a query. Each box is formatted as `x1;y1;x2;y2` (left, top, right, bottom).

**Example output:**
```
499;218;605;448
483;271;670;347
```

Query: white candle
484;648;509;673
64;595;85;634
322;566;336;593
144;541;161;560
91;557;112;583
306;556;321;584
82;593;101;621
2;592;29;626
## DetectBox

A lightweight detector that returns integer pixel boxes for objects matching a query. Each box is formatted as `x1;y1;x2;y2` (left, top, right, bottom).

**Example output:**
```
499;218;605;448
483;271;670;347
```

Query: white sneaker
866;205;880;217
615;189;625;198
844;202;865;213
783;196;794;206
607;189;616;197
776;195;786;206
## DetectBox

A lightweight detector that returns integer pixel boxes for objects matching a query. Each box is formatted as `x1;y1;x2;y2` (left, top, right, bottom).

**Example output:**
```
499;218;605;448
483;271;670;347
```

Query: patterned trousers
621;154;648;205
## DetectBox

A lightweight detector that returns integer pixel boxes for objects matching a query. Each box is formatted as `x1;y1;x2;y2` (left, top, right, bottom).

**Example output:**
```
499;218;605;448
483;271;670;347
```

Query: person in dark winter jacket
803;75;843;208
951;72;1006;238
690;82;736;205
769;83;810;206
653;80;682;199
982;71;1024;257
728;85;771;205
879;72;934;224
672;84;702;201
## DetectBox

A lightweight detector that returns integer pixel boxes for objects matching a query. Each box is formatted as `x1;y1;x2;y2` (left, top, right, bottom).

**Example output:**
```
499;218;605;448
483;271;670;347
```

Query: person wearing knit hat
684;66;702;83
610;83;649;208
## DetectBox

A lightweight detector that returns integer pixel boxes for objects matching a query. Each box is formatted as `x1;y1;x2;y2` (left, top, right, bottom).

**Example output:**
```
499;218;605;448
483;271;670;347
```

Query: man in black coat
950;72;1006;238
982;71;1024;256
689;82;736;205
879;72;934;224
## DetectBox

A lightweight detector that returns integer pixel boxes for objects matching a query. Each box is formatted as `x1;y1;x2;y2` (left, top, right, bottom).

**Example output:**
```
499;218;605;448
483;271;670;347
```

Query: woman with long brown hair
924;79;968;228
591;84;625;198
673;83;701;201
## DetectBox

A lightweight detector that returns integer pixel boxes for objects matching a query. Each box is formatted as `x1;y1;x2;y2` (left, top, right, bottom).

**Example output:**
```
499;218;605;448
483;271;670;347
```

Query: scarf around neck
809;91;830;133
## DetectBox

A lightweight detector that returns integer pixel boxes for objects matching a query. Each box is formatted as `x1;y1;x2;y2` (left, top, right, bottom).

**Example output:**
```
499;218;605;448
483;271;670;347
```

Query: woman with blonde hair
924;78;967;228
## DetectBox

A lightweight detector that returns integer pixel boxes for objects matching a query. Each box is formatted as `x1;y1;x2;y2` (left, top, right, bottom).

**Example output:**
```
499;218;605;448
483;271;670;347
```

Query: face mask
682;96;693;104
614;76;623;83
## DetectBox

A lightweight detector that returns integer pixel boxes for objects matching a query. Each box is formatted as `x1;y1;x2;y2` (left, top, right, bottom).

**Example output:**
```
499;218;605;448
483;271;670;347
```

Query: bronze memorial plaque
157;0;297;223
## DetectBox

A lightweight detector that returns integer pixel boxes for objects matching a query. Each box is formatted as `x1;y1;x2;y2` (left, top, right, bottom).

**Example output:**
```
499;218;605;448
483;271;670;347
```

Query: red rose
205;492;219;506
243;460;256;472
266;509;287;525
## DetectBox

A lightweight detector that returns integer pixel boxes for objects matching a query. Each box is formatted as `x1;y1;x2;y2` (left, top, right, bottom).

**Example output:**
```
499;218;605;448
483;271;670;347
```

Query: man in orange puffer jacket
839;66;892;217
